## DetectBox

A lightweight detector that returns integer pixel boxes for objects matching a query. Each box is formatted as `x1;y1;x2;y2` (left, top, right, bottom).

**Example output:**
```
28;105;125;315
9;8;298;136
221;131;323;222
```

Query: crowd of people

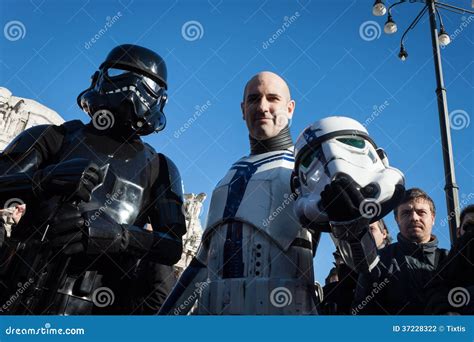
0;45;471;315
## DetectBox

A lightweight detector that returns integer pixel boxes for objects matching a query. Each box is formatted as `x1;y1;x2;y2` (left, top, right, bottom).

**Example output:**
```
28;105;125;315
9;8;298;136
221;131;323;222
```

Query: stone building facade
0;87;64;151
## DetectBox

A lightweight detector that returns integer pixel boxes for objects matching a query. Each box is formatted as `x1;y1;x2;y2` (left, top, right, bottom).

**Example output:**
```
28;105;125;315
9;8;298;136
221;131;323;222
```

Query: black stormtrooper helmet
77;44;168;136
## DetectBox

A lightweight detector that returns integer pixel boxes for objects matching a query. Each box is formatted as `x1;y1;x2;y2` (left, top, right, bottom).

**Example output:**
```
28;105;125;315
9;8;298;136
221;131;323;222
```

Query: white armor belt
197;278;317;315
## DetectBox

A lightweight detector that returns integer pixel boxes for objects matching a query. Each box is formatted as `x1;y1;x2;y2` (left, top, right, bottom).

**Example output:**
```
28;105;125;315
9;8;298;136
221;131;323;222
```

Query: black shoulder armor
0;123;66;206
1;124;65;172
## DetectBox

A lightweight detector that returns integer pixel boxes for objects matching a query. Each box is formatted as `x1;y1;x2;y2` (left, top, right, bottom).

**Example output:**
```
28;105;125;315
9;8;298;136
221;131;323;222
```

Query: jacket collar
396;232;439;255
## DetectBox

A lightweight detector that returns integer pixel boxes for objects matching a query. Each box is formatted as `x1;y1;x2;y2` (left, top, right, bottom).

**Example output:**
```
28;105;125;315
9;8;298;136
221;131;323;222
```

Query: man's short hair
393;187;436;218
377;219;392;245
460;204;474;224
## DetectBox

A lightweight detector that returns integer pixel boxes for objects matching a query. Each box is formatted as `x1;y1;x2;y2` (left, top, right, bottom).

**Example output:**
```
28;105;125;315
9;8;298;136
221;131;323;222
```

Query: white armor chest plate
195;150;317;314
204;149;302;251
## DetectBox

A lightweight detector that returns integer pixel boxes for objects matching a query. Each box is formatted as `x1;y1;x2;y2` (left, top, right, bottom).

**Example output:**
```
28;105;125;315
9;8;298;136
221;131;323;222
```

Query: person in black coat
352;188;448;315
425;204;474;314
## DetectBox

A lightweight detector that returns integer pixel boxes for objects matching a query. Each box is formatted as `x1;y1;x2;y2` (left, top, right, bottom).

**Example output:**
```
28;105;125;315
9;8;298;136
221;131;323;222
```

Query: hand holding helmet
292;116;405;272
293;116;405;231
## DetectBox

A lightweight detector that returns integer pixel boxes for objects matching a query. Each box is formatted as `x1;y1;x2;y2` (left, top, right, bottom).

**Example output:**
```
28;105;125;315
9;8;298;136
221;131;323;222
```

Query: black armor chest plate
56;123;157;225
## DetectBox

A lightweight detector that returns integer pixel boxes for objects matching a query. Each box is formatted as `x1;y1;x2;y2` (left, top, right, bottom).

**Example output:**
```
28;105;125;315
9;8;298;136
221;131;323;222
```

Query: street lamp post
426;0;460;245
371;0;474;245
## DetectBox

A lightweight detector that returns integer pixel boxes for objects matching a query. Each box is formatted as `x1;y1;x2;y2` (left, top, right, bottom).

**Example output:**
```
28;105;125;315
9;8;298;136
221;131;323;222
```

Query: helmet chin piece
78;71;167;136
131;107;166;134
293;116;405;228
145;105;167;133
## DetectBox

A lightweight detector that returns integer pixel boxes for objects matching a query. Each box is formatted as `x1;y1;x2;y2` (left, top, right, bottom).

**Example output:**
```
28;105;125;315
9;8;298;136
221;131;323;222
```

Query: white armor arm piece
330;217;380;273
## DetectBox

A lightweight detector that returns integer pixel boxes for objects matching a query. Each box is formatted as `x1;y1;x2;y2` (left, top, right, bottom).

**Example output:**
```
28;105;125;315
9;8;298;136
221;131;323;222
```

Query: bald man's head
241;71;295;140
242;71;292;102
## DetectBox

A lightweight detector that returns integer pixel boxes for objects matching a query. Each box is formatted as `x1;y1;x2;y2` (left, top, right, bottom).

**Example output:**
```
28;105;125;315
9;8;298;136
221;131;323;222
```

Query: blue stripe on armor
223;152;294;219
221;151;294;280
231;155;294;171
231;151;293;168
223;163;258;219
253;155;294;166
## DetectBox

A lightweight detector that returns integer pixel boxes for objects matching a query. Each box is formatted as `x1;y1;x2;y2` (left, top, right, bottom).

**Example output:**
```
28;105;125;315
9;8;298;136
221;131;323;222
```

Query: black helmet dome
100;44;167;90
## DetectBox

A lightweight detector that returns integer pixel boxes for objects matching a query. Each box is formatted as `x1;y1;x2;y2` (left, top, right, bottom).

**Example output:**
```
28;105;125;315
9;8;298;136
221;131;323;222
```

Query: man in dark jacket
352;188;448;315
425;204;474;314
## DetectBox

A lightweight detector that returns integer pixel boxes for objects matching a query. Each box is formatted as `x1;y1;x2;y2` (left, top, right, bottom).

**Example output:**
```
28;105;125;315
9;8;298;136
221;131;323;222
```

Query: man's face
241;73;295;140
459;212;474;237
395;199;435;243
369;221;387;249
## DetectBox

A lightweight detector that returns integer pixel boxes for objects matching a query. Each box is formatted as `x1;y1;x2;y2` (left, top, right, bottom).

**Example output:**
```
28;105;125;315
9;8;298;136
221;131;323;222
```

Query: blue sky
1;0;472;284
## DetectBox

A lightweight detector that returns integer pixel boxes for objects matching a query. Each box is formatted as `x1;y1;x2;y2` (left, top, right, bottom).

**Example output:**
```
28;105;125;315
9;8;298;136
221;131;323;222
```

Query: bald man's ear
241;102;245;120
287;99;295;119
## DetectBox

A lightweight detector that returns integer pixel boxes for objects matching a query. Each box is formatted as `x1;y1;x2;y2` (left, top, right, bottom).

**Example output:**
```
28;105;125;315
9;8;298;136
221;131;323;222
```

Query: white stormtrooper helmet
293;116;405;230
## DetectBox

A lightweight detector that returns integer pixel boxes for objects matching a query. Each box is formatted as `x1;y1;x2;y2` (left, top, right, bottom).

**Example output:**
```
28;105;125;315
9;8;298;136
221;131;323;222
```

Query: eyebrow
246;93;260;99
265;93;283;100
246;93;282;100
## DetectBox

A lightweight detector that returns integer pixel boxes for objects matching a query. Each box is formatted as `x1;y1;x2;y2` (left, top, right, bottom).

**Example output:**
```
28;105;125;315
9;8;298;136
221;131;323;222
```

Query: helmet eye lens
106;67;163;97
107;68;130;77
143;76;161;94
337;137;366;148
300;147;320;169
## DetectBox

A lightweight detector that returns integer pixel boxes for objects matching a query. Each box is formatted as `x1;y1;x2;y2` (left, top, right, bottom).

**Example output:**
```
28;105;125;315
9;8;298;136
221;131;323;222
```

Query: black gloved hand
49;205;128;256
320;176;366;222
48;203;87;255
33;158;103;202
